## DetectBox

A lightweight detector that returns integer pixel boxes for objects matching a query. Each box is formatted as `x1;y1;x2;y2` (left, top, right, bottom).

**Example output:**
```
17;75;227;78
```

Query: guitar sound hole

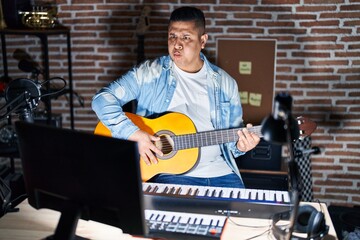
154;134;175;160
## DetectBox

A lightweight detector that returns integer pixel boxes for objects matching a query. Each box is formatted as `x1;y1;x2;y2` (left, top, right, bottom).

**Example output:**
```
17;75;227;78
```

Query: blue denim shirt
92;53;245;178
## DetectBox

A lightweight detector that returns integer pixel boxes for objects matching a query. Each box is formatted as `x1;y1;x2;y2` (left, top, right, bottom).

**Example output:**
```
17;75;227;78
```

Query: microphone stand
286;116;302;193
0;91;34;123
284;113;302;240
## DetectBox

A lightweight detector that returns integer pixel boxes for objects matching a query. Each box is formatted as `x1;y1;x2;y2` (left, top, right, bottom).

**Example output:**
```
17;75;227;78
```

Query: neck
175;60;204;73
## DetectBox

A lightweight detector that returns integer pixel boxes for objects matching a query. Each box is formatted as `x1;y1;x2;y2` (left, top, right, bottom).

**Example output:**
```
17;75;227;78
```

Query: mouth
173;50;181;57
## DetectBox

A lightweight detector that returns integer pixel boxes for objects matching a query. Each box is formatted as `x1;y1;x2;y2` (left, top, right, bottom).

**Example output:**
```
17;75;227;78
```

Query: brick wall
0;0;359;206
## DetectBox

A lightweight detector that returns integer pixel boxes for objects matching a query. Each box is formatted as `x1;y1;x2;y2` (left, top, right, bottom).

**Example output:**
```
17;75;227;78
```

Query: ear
201;33;208;49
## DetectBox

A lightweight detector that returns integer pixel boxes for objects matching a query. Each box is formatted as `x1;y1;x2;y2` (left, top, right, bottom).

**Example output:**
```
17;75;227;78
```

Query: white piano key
263;190;269;200
178;216;187;224
231;189;240;198
143;184;151;192
162;213;173;222
201;216;211;225
257;189;264;201
276;191;284;202
211;219;219;227
194;217;202;225
249;189;257;200
218;218;226;227
283;192;290;203
221;188;232;198
206;187;217;197
153;184;167;194
268;190;276;201
172;215;180;222
239;189;248;199
144;211;152;220
178;185;192;196
150;213;159;220
190;187;199;196
195;186;207;197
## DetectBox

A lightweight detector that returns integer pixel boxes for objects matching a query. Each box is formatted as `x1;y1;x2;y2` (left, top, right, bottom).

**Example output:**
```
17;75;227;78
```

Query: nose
173;38;183;50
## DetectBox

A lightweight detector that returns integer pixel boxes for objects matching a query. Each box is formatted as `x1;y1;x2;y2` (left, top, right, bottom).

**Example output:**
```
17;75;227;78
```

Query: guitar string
158;126;263;152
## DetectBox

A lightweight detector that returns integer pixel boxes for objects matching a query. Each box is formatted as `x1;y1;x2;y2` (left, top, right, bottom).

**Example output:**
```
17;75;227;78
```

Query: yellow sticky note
239;61;252;75
249;93;262;107
239;91;248;104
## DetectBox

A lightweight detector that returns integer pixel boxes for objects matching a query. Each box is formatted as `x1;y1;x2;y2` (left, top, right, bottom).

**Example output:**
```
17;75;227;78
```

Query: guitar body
94;112;199;182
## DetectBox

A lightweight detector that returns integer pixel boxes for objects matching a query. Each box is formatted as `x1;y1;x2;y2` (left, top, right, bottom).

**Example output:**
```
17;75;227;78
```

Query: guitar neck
172;126;263;150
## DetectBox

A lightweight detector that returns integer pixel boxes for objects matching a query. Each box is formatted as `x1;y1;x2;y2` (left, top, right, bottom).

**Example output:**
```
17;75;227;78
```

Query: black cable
40;77;67;98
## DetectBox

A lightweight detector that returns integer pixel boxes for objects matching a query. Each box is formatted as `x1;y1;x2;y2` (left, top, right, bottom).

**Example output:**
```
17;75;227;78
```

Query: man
92;6;260;188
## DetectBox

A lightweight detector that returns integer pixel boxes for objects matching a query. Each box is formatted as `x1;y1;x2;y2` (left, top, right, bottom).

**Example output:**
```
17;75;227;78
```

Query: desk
0;200;337;240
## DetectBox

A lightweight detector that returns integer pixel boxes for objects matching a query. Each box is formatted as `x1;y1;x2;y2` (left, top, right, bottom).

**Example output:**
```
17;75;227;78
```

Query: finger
237;139;246;151
240;128;253;144
152;146;163;157
140;152;151;166
150;135;160;141
150;138;164;157
145;149;158;165
242;127;257;143
148;155;158;165
237;130;247;151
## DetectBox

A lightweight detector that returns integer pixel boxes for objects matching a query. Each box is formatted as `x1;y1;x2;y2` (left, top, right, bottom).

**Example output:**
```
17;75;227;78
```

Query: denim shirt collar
162;52;219;80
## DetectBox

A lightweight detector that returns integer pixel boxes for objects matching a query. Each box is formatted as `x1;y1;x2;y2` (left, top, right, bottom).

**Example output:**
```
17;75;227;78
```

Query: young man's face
168;21;208;73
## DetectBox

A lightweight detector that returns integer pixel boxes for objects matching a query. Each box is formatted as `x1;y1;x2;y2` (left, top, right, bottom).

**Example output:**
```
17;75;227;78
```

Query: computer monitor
15;121;147;240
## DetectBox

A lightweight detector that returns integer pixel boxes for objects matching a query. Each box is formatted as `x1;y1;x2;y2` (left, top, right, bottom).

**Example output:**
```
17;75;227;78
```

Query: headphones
272;204;329;240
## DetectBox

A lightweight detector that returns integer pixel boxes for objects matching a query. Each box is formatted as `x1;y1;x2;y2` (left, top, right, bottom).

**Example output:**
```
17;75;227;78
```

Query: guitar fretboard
172;126;263;150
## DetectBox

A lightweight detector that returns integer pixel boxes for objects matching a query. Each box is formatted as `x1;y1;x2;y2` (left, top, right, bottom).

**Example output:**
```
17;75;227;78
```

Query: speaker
236;138;282;171
2;0;32;28
272;204;329;240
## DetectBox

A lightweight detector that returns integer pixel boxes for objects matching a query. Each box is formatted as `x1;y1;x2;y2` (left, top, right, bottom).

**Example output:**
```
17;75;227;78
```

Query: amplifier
236;138;282;171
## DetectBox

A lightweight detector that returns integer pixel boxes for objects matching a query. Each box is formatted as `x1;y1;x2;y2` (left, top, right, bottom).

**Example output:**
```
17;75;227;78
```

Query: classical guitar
94;112;317;182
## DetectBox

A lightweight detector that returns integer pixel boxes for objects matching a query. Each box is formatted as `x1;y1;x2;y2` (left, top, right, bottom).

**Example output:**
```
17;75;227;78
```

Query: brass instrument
18;5;57;29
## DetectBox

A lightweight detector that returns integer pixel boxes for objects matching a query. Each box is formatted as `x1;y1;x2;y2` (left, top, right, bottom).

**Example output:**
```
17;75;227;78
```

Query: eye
182;35;190;41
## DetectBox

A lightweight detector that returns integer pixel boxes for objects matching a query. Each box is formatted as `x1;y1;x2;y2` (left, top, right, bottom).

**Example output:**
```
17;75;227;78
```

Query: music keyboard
143;182;294;219
146;209;226;239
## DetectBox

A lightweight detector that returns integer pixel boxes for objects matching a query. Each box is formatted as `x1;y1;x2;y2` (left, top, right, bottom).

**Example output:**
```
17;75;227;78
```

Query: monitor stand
45;202;89;240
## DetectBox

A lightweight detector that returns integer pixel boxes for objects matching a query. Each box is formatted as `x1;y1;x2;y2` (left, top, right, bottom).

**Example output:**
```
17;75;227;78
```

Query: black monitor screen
15;121;147;240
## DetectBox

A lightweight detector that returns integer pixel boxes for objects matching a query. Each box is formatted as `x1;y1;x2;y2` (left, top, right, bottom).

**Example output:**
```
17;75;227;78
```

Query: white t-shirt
167;62;233;177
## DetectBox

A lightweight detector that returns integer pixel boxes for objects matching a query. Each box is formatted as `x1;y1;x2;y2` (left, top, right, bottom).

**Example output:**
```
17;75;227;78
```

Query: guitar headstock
136;6;151;36
296;116;317;139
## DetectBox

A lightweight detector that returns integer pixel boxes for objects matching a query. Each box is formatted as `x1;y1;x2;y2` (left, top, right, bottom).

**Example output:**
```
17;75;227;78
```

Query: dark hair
169;6;206;33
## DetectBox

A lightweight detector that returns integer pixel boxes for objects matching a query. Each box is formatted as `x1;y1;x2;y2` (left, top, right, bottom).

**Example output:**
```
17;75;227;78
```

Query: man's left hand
236;123;260;152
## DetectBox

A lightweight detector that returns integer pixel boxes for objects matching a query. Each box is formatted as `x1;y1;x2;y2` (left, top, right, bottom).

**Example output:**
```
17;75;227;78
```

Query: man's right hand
128;130;163;165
